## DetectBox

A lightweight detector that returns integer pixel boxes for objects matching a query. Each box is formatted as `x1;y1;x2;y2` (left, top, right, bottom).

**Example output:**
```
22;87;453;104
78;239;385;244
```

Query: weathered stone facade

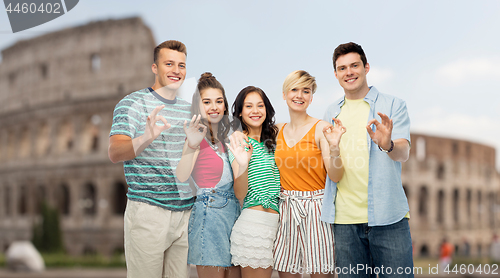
404;134;500;258
0;17;499;259
0;17;155;256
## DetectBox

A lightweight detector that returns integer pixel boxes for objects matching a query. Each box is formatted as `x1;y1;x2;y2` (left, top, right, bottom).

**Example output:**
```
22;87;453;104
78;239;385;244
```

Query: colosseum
0;17;499;258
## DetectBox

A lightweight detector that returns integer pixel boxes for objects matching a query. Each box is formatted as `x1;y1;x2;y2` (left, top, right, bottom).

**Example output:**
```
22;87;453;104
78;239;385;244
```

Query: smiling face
199;88;226;124
152;48;186;91
334;52;370;99
283;86;312;112
241;92;266;132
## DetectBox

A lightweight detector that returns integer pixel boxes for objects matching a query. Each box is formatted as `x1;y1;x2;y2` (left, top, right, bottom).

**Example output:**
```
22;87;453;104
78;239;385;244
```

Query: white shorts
273;189;335;274
230;208;279;269
124;200;191;278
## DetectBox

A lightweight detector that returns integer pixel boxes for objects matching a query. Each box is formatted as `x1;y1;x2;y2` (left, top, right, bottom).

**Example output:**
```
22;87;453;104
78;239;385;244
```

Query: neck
288;109;311;128
245;127;262;142
207;122;219;141
344;84;370;100
151;84;177;100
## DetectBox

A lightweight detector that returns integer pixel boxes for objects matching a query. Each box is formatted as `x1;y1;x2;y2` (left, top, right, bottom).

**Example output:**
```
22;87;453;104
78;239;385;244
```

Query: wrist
378;140;394;153
187;143;200;150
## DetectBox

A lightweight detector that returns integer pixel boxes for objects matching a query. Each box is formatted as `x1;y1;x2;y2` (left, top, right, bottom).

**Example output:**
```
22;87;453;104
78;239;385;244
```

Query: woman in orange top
273;70;345;277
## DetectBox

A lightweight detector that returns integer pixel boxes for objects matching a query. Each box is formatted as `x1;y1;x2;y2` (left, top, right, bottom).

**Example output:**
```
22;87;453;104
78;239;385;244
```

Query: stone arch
18;185;27;215
36;122;50;157
418;186;428;219
488;192;495;228
477;190;482;222
58;120;74;153
34;185;46;215
82;183;97;216
57;184;70;216
19;127;30;158
437;190;445;224
82;116;100;153
113;181;127;215
466;189;472;220
420;244;429;257
4;185;11;216
453;188;459;224
437;163;445;180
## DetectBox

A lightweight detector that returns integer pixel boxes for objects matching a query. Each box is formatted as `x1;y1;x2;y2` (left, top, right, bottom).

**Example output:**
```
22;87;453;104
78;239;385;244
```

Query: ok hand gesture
323;118;346;151
183;115;207;149
366;112;393;150
145;105;171;140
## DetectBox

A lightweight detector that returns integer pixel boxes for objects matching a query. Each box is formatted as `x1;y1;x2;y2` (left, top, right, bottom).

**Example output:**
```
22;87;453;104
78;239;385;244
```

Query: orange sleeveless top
275;121;327;191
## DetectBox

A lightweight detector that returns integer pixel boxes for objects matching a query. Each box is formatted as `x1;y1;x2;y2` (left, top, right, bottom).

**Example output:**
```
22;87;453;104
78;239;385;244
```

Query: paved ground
0;266;498;278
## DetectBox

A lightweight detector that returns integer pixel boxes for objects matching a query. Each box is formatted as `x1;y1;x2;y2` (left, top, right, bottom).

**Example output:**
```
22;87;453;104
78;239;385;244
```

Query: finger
378;112;390;126
200;124;208;135
183;120;188;131
158;116;170;130
189;114;197;126
151;105;165;119
194;114;202;126
367;119;379;127
366;125;375;138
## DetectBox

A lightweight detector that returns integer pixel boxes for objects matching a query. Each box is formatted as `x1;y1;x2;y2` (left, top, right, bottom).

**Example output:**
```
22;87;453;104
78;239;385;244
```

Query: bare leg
196;265;226;278
279;271;302;278
225;266;241;278
241;266;273;278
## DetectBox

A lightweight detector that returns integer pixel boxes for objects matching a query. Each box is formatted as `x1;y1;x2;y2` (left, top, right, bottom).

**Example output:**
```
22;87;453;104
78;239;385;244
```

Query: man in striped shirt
108;40;193;278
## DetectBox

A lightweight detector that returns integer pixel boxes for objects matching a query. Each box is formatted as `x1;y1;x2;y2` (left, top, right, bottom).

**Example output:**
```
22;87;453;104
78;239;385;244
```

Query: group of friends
108;40;414;278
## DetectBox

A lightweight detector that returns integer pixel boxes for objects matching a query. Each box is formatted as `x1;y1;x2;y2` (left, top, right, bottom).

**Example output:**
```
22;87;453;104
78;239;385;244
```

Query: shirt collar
337;86;379;107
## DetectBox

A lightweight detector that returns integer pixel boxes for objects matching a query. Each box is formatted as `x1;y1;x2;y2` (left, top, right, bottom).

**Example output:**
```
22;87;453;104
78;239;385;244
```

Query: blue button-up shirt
321;87;411;226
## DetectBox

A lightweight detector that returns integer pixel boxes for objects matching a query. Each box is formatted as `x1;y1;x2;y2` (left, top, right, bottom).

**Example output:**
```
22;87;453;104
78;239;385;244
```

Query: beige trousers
124;200;191;278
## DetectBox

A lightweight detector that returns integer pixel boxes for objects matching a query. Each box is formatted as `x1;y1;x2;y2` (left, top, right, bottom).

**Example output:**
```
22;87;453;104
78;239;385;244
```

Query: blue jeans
333;218;414;278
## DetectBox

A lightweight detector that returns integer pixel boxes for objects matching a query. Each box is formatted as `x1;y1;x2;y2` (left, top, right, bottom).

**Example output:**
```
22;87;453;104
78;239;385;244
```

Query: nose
172;64;180;74
346;66;353;75
210;102;217;110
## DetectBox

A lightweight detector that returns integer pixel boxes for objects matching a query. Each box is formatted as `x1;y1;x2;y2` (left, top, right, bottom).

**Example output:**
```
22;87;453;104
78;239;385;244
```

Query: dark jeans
333;218;414;277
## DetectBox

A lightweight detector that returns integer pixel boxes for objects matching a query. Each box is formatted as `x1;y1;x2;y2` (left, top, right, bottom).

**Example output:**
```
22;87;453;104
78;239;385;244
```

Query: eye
258;104;264;108
203;101;210;105
166;63;172;66
353;64;358;68
291;88;297;92
338;67;345;71
304;90;310;94
245;105;252;109
217;100;223;104
179;64;186;69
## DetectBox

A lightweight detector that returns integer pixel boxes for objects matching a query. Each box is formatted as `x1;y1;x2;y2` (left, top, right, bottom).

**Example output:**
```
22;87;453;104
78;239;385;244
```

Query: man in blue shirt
322;42;414;277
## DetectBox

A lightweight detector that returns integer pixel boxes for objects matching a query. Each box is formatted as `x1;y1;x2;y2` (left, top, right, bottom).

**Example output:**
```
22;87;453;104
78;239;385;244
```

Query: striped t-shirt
109;88;194;211
229;137;280;213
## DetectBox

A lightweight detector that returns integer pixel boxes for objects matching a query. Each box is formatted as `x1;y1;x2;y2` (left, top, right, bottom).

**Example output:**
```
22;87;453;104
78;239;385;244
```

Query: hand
323;118;346;151
231;130;249;149
183;114;207;149
145;105;171;140
366;112;393;150
227;133;252;168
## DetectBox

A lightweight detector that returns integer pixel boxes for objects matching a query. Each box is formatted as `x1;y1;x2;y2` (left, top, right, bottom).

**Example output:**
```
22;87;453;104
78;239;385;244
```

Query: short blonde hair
282;70;317;94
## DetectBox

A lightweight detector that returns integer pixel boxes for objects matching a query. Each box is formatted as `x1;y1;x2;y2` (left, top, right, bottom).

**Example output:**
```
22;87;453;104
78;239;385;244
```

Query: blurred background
0;0;499;274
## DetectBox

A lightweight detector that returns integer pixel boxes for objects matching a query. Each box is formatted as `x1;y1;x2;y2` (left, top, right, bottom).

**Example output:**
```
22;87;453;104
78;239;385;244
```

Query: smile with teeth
249;116;262;121
168;76;181;81
293;100;304;104
208;112;220;118
346;77;357;83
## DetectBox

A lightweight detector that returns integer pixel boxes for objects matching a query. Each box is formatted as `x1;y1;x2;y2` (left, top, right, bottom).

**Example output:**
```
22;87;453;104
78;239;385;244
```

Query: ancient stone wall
0;17;156;255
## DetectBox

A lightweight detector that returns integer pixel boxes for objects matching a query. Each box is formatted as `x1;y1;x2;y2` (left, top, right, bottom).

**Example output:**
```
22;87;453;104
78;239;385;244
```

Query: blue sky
1;0;500;169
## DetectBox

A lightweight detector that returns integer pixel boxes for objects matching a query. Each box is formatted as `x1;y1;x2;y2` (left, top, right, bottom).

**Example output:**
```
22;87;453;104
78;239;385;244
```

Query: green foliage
40;252;125;268
32;202;64;253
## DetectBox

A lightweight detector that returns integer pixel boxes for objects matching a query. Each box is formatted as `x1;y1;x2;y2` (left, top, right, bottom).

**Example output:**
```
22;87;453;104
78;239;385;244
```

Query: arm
366;112;410;162
319;119;346;182
108;105;171;163
175;115;206;182
227;133;253;201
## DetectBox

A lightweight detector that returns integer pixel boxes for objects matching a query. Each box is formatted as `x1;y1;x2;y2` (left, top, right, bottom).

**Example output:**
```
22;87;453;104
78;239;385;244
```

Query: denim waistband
196;185;236;200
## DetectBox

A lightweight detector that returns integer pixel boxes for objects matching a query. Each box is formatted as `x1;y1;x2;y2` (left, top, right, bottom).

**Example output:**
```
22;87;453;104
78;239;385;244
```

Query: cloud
437;58;500;85
412;108;500;170
368;67;394;85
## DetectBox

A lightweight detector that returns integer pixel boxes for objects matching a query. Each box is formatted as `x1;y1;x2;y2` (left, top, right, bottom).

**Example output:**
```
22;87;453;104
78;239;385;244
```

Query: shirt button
211;190;216;193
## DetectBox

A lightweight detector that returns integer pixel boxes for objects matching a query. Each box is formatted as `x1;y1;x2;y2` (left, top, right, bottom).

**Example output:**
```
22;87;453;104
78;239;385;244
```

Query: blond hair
282;70;317;94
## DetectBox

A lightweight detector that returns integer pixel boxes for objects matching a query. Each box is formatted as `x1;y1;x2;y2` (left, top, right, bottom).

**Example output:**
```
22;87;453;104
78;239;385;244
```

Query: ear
365;63;370;75
282;91;286;101
152;63;158;75
334;70;338;80
310;94;313;103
